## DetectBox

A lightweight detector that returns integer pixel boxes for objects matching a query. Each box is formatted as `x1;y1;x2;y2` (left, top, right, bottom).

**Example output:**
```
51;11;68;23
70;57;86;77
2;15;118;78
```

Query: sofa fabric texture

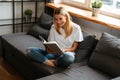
37;66;110;80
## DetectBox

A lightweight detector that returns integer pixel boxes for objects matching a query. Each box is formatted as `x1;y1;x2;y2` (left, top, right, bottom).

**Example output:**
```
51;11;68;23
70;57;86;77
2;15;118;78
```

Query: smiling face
54;14;67;28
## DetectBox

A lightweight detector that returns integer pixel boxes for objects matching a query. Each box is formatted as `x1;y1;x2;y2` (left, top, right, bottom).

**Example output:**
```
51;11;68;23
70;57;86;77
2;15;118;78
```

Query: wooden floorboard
0;56;24;80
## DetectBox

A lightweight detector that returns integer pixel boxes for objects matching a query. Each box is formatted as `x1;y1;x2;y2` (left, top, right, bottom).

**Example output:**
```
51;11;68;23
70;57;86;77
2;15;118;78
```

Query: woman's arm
48;25;55;41
62;41;78;52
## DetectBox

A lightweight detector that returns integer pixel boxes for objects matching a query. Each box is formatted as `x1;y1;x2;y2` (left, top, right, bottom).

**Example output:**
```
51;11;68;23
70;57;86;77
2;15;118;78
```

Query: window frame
62;0;120;19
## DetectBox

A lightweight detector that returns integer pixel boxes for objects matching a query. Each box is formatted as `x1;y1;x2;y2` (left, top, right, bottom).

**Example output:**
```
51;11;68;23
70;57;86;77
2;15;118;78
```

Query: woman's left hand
62;41;79;52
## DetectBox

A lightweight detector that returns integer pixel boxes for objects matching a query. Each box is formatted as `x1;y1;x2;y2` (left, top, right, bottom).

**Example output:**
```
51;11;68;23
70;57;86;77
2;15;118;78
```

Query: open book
39;35;63;55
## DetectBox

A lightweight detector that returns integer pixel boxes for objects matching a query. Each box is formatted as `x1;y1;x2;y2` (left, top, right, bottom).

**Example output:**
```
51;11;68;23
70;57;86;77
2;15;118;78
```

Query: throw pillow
75;31;96;62
89;32;120;77
27;13;53;40
36;12;53;30
27;24;49;40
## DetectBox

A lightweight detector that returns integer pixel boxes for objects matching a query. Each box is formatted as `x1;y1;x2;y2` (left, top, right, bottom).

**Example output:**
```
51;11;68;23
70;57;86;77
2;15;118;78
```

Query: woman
27;7;83;67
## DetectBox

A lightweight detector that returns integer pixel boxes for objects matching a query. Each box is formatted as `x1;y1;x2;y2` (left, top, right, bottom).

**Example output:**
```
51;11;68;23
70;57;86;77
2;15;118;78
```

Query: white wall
0;3;12;20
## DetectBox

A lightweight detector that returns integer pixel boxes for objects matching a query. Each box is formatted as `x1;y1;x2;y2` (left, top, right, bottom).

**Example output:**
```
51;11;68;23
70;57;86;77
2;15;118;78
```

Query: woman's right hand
62;49;68;52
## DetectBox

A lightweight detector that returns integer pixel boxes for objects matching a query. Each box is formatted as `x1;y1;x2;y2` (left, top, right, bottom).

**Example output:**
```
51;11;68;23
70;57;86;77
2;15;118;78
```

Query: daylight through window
63;0;120;18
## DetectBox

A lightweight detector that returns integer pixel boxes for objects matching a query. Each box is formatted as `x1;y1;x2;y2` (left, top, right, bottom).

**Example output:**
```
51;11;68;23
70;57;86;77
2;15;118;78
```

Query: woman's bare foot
50;59;56;65
44;60;55;67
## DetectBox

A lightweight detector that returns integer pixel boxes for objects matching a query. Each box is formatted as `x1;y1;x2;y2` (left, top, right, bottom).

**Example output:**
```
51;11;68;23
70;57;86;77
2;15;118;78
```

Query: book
39;35;63;55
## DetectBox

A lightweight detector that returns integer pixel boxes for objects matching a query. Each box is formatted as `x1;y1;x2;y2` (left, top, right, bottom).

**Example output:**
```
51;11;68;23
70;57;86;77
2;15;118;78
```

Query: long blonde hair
54;7;73;38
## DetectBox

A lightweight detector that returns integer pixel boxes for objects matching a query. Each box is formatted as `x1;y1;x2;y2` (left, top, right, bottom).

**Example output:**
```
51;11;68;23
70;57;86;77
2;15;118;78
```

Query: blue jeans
26;47;75;67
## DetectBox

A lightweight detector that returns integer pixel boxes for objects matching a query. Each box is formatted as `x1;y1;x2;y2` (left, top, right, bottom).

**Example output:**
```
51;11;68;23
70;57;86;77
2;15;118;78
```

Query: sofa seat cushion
89;32;120;78
37;65;110;80
1;32;45;55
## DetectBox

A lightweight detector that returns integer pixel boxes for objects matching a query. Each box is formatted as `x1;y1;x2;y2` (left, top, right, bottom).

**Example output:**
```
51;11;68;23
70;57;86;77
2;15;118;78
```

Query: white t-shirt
48;23;83;50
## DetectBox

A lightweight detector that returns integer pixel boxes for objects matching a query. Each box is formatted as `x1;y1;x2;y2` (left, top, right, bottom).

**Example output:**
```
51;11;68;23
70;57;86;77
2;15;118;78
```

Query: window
101;0;120;14
63;0;120;18
63;0;90;9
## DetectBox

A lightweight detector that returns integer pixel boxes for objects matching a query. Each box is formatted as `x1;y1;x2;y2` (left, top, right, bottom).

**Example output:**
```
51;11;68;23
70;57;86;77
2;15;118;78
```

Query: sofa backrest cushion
75;31;97;62
36;12;53;30
27;24;49;40
27;13;53;40
89;32;120;77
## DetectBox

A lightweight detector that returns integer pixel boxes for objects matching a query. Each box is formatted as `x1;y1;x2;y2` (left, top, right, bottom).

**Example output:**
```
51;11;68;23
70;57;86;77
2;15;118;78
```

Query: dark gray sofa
1;13;120;80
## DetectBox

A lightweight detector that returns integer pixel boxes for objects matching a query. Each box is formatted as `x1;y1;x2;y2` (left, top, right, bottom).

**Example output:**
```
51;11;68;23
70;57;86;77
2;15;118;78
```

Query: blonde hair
54;7;73;38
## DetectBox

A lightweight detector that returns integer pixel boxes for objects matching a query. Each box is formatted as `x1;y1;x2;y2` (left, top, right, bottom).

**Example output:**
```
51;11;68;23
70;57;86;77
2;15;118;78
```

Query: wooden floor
0;56;24;80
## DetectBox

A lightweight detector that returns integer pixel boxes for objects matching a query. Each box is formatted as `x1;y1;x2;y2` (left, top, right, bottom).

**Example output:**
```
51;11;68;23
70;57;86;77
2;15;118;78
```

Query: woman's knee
26;47;46;55
26;47;47;63
56;52;75;67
